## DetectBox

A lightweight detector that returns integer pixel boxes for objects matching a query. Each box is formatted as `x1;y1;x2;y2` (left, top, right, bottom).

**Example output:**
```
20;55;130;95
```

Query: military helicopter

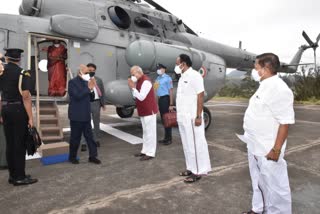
0;0;306;133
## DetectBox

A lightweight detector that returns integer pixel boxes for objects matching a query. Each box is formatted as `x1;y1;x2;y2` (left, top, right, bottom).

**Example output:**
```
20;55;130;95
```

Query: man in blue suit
68;64;101;164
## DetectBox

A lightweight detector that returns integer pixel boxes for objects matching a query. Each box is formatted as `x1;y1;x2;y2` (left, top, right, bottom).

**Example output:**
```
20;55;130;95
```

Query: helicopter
0;0;307;135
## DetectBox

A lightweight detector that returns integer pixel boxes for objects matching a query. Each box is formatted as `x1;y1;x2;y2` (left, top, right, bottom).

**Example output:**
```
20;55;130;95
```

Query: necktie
95;83;102;97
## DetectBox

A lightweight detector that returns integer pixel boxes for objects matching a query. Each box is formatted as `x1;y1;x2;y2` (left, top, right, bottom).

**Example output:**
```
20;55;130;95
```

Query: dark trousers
1;104;28;180
69;120;98;160
158;95;172;140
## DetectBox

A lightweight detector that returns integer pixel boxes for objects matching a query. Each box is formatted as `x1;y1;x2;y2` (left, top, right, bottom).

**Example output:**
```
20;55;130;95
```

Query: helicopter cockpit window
108;6;131;29
134;16;154;28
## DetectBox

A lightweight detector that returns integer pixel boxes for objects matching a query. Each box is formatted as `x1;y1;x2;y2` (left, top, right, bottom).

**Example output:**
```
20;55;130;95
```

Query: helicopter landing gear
116;107;134;118
203;106;212;130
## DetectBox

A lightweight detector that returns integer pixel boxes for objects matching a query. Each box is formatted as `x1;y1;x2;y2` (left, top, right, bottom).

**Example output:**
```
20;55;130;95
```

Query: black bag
25;127;42;156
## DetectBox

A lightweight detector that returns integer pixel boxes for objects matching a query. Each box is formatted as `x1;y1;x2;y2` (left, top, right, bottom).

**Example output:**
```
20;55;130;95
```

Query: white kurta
132;80;157;157
176;68;211;175
238;75;294;214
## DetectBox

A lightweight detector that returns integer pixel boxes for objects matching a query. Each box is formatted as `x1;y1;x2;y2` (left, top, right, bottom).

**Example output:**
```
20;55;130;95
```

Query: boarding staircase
38;101;64;144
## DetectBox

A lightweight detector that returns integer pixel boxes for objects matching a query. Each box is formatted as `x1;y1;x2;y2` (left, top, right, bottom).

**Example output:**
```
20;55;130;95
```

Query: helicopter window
134;17;154;28
108;6;131;29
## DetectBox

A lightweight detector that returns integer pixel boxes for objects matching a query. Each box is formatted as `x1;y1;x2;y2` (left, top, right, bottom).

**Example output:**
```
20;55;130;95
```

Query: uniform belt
1;101;22;105
93;99;100;101
159;95;169;98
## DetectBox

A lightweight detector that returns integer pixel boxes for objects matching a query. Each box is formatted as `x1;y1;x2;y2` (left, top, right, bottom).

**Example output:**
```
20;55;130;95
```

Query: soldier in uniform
154;63;174;145
0;48;38;186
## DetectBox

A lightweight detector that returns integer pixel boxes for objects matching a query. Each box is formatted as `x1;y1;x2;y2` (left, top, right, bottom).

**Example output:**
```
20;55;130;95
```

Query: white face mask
174;64;182;74
82;73;91;81
157;69;163;76
251;69;264;82
54;44;60;48
131;75;138;83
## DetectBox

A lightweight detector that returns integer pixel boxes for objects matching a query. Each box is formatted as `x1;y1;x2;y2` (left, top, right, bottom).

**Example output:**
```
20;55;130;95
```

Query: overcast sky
0;0;319;64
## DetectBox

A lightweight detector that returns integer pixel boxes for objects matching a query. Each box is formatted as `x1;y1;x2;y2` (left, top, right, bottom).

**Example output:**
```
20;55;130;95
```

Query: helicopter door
29;35;69;99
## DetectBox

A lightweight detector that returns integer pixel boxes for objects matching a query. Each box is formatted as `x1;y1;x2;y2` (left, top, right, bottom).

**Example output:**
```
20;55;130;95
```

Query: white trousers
140;114;157;157
248;151;292;214
178;118;211;175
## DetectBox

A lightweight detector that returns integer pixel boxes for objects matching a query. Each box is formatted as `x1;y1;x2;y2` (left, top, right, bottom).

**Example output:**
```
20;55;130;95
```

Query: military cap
156;63;167;69
4;48;24;61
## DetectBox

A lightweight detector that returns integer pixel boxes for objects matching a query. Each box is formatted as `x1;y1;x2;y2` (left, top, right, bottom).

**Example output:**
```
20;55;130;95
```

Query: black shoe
13;177;38;186
158;138;172;144
140;155;154;161
96;141;100;147
89;157;101;164
69;159;79;164
81;144;87;152
8;175;31;184
134;153;146;157
163;140;172;145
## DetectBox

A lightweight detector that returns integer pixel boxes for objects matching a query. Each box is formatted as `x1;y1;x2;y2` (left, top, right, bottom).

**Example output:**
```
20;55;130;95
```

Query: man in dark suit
68;64;101;164
81;63;106;151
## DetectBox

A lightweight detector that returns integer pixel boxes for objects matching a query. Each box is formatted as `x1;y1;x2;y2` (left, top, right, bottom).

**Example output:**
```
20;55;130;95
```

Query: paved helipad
0;100;319;214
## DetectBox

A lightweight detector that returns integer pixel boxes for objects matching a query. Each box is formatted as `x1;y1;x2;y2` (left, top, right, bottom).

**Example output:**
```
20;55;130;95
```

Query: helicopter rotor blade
315;33;320;45
302;31;315;47
143;0;198;36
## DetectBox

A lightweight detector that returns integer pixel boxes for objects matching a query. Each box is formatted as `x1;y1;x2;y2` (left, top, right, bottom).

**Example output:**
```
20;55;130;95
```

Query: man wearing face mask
128;66;158;161
174;54;211;183
47;40;67;96
80;63;106;151
238;53;294;214
154;63;173;145
68;64;101;165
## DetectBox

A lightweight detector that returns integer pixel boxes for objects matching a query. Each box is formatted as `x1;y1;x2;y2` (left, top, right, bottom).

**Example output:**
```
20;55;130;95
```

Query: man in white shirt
239;53;295;214
128;66;158;161
173;54;211;183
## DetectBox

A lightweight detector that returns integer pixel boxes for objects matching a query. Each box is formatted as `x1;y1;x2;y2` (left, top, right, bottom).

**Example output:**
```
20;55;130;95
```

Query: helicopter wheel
116;107;134;118
203;106;212;131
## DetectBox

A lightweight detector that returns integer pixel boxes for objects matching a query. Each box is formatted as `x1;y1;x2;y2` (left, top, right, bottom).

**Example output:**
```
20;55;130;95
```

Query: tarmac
0;100;319;214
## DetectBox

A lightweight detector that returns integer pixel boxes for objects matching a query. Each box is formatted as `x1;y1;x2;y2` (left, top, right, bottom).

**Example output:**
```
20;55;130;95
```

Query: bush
218;77;259;98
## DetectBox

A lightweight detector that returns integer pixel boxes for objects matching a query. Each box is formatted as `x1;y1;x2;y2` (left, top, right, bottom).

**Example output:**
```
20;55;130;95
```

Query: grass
295;100;320;105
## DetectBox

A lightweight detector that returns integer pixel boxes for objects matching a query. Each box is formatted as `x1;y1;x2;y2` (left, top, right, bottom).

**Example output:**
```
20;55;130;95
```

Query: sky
0;0;319;65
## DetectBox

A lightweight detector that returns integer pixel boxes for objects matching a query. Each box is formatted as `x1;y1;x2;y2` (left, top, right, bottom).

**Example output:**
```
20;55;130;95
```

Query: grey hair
131;65;144;74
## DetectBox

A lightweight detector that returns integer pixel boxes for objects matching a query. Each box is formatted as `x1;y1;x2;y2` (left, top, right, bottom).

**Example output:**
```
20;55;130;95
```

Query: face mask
157;69;163;76
174;65;182;74
54;44;60;48
89;72;95;77
131;75;138;83
82;73;90;81
251;69;265;82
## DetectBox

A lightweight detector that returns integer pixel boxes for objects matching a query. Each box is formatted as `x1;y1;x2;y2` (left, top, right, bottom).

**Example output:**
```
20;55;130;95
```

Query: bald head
79;64;89;75
130;65;144;80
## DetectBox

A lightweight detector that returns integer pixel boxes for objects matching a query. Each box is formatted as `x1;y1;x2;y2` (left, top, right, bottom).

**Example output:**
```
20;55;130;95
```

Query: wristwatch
196;115;202;119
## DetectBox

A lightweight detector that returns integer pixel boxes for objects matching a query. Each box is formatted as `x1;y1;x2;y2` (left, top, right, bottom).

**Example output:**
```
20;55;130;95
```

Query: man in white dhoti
238;53;294;214
173;54;211;183
128;66;158;161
